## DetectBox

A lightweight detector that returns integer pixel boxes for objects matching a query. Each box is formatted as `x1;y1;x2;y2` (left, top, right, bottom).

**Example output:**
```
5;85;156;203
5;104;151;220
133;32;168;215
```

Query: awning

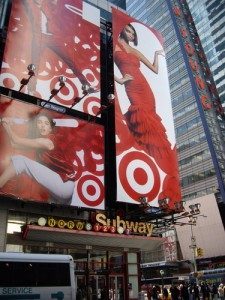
22;225;163;251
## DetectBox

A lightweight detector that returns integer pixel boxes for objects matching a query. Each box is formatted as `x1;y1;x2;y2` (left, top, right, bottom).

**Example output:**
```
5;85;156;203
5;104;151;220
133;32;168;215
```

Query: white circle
126;159;154;194
87;99;100;115
38;217;47;226
82;180;100;201
82;69;99;86
117;226;124;234
85;223;92;231
0;73;20;90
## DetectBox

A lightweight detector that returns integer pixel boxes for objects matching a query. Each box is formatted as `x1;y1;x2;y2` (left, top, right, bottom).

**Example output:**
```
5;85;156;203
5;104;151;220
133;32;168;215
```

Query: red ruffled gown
114;44;181;202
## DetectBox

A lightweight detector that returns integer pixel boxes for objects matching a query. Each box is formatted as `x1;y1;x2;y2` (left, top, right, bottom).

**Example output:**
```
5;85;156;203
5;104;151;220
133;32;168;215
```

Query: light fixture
27;64;36;76
42;76;67;107
158;197;170;210
189;203;201;214
107;94;115;101
107;93;115;105
174;201;185;212
81;83;90;94
139;196;148;207
59;76;66;86
188;215;197;224
19;64;36;92
70;83;94;109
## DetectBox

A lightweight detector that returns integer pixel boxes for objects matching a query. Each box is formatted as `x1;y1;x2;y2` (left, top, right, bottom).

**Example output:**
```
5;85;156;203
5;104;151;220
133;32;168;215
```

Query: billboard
0;95;105;209
0;0;100;115
112;8;181;208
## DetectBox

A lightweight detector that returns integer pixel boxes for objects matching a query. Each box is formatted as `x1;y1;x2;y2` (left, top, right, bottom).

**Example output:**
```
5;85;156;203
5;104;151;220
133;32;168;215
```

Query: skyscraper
187;0;225;105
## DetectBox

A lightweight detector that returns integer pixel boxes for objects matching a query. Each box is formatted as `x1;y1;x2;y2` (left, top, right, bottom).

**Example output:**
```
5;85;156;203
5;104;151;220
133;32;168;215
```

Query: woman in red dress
114;24;180;201
0;113;75;204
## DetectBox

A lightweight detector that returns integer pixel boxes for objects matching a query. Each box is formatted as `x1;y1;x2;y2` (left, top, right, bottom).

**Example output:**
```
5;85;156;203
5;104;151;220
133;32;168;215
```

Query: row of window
176;116;202;137
177;132;206;153
182;186;216;201
179;148;210;169
174;102;197;120
0;262;71;287
181;168;216;188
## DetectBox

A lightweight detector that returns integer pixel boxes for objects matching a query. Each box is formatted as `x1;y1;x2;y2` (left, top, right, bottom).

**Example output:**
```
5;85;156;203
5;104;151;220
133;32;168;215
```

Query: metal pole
190;224;198;285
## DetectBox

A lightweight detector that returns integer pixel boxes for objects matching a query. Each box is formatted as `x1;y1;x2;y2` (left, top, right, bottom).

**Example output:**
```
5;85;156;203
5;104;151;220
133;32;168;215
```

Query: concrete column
0;208;8;251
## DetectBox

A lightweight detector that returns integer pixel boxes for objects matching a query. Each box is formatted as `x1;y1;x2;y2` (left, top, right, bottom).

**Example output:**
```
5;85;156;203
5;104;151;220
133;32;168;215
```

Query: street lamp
159;269;165;292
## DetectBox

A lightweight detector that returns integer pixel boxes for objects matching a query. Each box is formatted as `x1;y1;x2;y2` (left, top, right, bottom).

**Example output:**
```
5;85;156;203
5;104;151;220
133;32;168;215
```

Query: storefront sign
96;213;154;236
37;214;154;237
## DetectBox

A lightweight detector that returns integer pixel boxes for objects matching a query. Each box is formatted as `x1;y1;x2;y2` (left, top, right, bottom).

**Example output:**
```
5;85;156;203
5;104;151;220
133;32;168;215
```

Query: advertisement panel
112;8;181;208
0;95;105;209
0;0;100;115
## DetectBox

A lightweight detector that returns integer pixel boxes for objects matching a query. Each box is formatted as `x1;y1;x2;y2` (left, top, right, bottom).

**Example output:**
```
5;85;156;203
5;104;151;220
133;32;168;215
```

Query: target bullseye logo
77;175;104;207
50;77;78;106
119;151;160;201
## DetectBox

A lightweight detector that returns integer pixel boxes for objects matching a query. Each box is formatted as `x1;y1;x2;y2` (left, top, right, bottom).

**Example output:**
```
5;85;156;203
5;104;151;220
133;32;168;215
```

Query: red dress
37;133;76;182
114;44;174;174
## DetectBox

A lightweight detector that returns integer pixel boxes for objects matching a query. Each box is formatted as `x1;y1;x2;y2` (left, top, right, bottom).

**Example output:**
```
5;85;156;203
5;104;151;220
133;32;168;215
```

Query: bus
0;252;76;299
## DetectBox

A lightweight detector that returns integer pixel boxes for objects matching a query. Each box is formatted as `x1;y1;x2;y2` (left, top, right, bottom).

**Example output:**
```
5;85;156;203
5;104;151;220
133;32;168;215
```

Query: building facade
126;0;225;283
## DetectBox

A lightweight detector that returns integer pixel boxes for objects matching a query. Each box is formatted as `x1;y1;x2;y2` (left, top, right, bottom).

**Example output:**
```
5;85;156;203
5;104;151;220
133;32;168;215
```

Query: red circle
87;185;96;196
3;77;16;89
119;151;160;201
133;167;148;185
86;73;95;83
49;77;79;106
77;175;104;207
83;96;100;115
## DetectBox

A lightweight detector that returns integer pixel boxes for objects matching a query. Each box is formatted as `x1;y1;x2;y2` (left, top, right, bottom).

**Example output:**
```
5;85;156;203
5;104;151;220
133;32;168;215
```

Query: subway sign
37;213;154;237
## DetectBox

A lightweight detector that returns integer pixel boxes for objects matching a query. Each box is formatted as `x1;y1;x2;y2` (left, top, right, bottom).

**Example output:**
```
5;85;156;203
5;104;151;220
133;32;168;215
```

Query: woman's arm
2;119;54;150
135;49;164;74
115;74;133;85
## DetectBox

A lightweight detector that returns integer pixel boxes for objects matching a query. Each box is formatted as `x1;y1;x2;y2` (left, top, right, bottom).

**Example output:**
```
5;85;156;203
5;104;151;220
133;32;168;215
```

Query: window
0;262;71;287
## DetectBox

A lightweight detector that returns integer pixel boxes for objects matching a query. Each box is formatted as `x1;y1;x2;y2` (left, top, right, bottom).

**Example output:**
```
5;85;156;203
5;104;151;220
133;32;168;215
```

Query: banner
0;0;100;115
112;8;181;208
0;95;105;209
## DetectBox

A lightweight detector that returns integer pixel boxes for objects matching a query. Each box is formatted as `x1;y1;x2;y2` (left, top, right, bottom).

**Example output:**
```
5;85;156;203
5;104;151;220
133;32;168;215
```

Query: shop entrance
89;275;107;299
109;275;124;300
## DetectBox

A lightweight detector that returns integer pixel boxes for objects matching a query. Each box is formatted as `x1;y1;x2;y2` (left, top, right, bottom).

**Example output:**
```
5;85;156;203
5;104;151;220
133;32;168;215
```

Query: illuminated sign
37;213;154;236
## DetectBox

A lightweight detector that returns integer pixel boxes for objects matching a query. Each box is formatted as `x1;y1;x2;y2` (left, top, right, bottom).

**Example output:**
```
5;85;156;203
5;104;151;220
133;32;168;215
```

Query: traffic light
196;247;204;257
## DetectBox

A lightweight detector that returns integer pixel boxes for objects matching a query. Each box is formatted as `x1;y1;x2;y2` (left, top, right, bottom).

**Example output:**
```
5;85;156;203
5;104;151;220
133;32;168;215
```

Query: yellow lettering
48;218;56;227
67;220;75;229
138;223;146;234
58;220;65;228
146;223;154;236
116;216;126;229
96;213;107;226
125;221;138;232
112;219;117;227
76;222;84;230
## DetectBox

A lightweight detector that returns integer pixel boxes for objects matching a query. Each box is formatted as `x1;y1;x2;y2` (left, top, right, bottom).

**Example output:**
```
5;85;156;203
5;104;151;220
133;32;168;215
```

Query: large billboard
0;0;100;115
0;95;105;209
112;8;181;207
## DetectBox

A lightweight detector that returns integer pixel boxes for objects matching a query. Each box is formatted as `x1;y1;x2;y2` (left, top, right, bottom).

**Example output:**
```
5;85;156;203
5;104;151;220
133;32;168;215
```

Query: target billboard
112;8;181;208
0;0;101;115
0;95;105;209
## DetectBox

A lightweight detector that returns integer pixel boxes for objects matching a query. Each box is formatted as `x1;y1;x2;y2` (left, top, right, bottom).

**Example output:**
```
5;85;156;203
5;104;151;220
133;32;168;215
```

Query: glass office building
187;0;225;104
